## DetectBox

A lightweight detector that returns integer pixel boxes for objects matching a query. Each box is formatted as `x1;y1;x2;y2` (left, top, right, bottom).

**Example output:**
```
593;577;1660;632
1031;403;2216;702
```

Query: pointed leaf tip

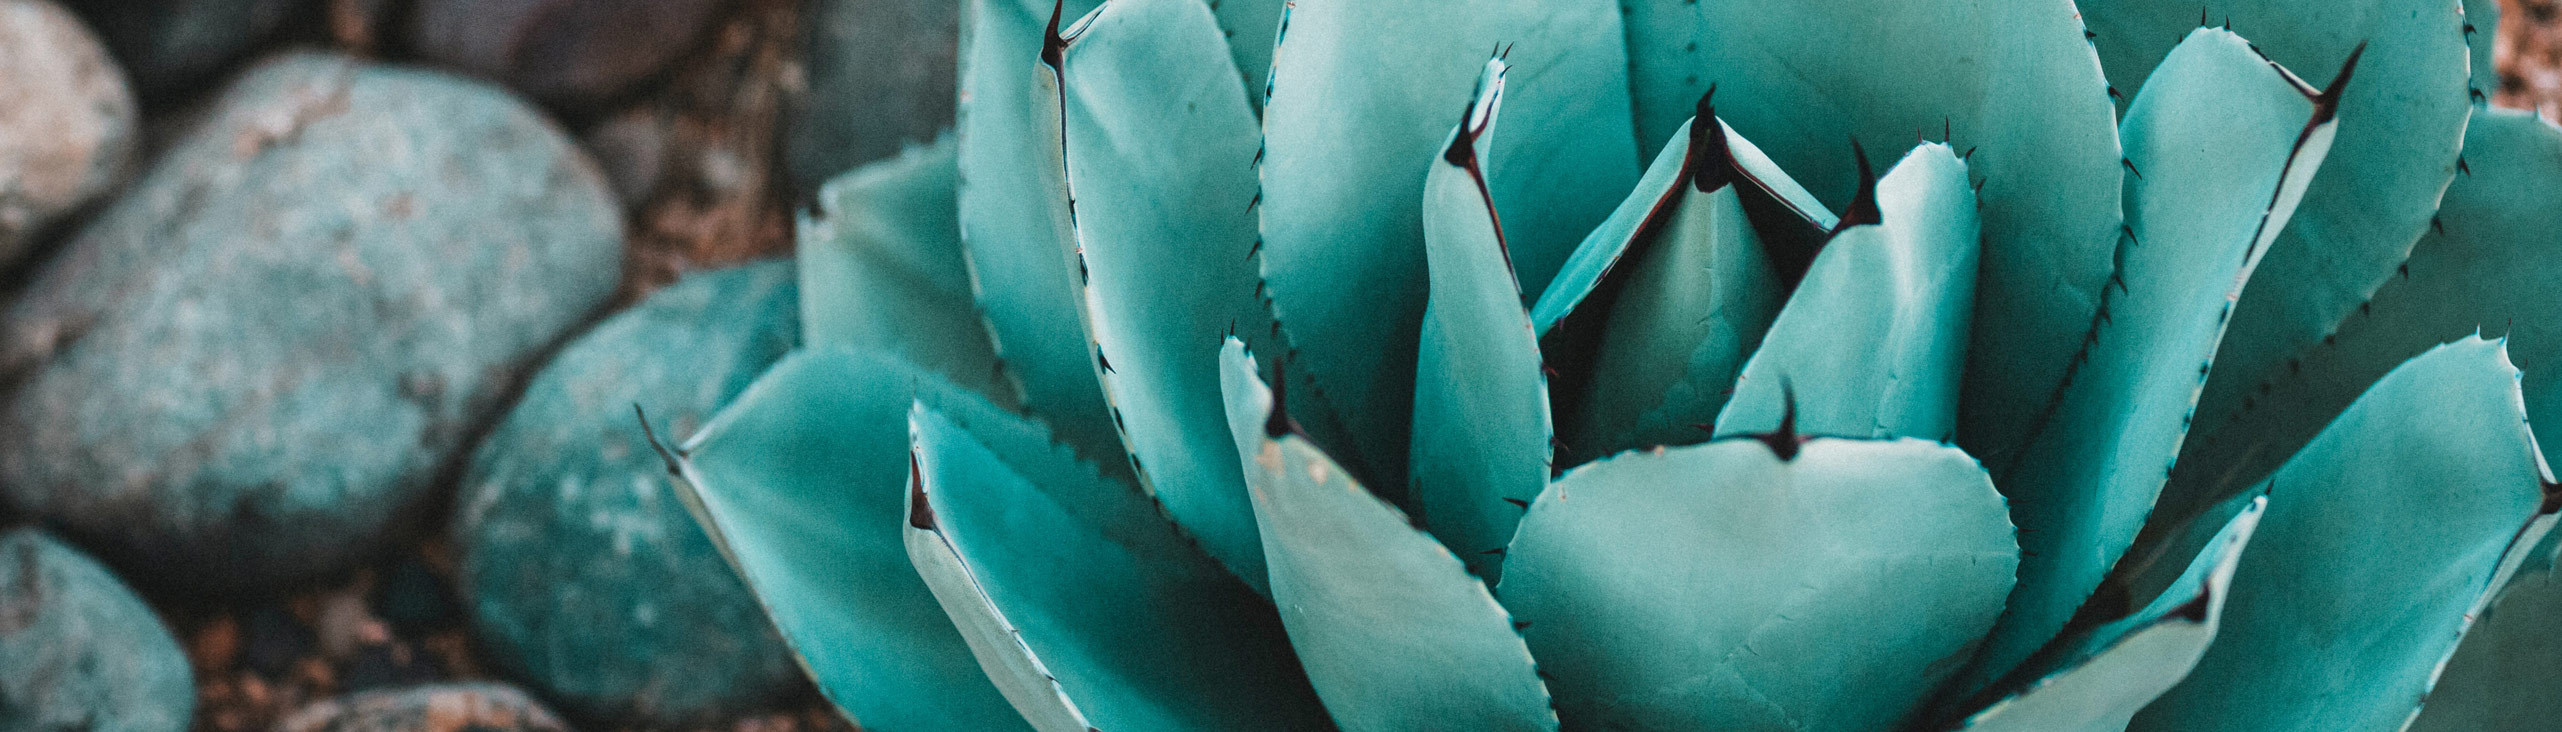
906;452;936;530
634;403;682;477
1753;378;1803;461
1040;0;1069;69
1831;140;1881;234
2309;41;2366;126
1687;86;1734;193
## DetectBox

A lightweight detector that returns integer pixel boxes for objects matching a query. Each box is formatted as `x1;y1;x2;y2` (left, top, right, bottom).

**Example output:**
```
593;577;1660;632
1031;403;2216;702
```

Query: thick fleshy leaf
901;405;1333;731
2132;338;2556;731
796;135;1013;406
2163;108;2562;520
1959;29;2337;692
1500;437;2017;731
1407;60;1550;580
1210;0;1281;111
1954;497;2263;732
666;348;1026;730
1219;342;1555;732
2467;0;2500;102
1052;0;1273;594
1258;0;1639;481
956;0;1118;464
1714;143;1978;441
2085;1;2471;481
2408;528;2562;732
1534;113;1812;464
1622;0;2121;465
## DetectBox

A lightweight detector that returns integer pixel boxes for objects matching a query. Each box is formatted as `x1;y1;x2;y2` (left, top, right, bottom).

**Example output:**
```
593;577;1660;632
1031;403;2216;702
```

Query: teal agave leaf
2084;1;2472;476
1046;0;1275;594
1712;142;1978;441
1221;340;1555;731
1958;27;2342;694
955;0;1120;471
1530;99;1823;463
2160;107;2562;521
664;349;1028;730
667;0;2562;728
1499;432;2018;730
1621;0;2122;466
794;135;1012;406
1955;497;2264;732
2131;338;2560;731
901;402;1331;730
1406;58;1553;581
1257;0;1638;483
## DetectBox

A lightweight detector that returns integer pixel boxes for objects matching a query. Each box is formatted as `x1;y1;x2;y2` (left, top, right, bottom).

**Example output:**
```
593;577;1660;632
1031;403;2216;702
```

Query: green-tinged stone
454;262;800;725
0;52;624;592
0;528;194;732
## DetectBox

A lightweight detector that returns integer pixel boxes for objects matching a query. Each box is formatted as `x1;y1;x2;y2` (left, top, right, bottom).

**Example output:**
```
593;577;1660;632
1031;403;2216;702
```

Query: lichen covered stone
0;52;624;592
455;260;800;724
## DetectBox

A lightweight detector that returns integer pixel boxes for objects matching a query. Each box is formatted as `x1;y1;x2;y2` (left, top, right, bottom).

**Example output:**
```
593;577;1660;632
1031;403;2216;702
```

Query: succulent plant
649;0;2562;729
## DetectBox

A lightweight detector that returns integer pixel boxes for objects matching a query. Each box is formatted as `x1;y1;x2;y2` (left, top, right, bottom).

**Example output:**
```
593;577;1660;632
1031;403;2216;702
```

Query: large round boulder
0;53;625;592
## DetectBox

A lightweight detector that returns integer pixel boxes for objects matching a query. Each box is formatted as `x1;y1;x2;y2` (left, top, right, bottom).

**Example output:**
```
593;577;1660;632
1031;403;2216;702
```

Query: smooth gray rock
784;0;956;190
408;0;732;111
61;0;307;102
0;528;194;732
0;0;138;266
0;53;625;592
454;260;800;724
274;682;570;732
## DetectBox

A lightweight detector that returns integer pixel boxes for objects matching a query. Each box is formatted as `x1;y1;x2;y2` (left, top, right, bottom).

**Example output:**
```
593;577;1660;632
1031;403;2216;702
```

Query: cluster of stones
0;0;938;725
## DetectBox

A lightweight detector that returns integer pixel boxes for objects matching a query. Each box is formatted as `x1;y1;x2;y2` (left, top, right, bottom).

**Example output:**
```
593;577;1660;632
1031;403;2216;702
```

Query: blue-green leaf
1257;0;1639;480
2163;108;2562;520
901;404;1333;731
1622;0;2122;466
1714;142;1978;441
796;134;1013;407
1052;0;1273;594
1955;497;2263;732
2131;338;2555;731
1407;60;1550;580
667;348;1027;731
1960;28;2337;692
1533;113;1808;463
2408;526;2562;732
2085;0;2471;488
2466;0;2500;102
956;0;1118;465
1500;436;2017;730
1210;0;1281;111
1219;341;1555;732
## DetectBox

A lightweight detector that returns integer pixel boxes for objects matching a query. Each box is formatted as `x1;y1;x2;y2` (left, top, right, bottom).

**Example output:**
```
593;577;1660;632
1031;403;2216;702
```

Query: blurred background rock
6;0;2562;729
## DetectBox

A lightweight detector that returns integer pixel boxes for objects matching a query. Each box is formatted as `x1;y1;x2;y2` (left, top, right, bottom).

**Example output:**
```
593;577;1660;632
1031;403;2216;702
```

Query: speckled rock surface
408;0;733;111
784;0;955;189
60;0;307;102
0;528;194;732
0;0;137;266
273;682;569;732
0;53;624;593
455;260;799;724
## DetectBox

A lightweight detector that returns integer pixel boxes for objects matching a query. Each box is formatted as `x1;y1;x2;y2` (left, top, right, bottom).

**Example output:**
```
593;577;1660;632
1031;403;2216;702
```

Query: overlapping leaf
1220;341;1554;732
900;403;1332;731
1501;436;2016;730
1961;28;2338;693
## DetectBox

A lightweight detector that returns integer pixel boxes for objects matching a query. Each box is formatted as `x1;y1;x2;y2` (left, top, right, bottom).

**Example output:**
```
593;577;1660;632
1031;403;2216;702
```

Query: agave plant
652;0;2562;729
